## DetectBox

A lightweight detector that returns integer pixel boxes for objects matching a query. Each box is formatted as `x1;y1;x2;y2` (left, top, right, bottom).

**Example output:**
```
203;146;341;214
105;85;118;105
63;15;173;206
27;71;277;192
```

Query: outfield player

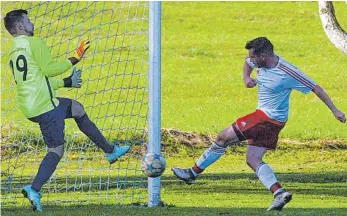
4;9;130;212
172;37;346;211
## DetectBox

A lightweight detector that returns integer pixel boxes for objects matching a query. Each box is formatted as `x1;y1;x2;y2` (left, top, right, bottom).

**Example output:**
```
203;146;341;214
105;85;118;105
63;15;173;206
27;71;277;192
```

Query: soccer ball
141;152;166;177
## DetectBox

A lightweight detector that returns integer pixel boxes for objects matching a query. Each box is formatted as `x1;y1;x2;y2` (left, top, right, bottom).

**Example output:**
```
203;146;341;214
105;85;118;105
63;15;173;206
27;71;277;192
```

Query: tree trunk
319;1;347;55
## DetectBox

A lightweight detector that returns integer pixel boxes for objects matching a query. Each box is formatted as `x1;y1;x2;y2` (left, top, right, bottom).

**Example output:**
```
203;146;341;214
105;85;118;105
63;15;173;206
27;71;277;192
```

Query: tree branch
319;1;347;55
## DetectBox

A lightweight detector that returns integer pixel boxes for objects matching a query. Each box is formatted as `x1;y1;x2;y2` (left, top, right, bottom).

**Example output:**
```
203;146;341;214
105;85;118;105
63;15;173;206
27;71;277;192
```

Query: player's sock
271;182;284;196
31;152;61;192
256;162;280;191
75;114;114;153
192;142;226;175
190;166;200;177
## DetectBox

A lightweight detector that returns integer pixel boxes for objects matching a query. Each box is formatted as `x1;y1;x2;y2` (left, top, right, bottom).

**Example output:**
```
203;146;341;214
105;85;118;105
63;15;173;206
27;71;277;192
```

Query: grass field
160;2;347;139
2;143;347;215
1;1;347;216
1;2;347;139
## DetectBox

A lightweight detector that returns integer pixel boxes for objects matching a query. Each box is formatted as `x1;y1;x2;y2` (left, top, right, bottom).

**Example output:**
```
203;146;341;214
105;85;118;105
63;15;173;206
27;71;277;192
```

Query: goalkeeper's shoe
267;190;292;211
171;167;197;185
22;185;43;212
106;144;131;164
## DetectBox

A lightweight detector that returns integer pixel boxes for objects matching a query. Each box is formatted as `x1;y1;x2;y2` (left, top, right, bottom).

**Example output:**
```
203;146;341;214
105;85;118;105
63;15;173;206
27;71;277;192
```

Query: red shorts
232;109;285;150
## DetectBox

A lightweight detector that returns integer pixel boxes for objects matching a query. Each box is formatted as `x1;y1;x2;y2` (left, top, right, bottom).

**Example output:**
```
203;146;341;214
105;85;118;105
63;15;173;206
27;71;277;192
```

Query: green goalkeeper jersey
8;35;72;118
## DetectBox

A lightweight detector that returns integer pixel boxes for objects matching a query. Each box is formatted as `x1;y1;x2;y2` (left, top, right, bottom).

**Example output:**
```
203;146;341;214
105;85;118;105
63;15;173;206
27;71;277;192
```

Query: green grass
2;145;347;215
1;2;347;215
2;2;347;139
161;2;347;139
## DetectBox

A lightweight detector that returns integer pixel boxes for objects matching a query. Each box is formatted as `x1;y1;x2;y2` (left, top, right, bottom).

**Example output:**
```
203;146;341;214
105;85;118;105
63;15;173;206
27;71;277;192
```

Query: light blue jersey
246;55;316;122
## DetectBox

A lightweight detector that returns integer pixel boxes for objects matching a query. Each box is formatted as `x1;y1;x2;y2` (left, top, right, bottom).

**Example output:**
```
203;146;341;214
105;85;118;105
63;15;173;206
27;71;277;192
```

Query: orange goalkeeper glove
69;39;90;65
74;39;90;60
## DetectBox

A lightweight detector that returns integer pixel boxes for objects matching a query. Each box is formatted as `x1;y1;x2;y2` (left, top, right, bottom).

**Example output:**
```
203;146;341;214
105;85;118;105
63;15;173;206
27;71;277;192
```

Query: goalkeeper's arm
31;38;89;77
49;67;82;89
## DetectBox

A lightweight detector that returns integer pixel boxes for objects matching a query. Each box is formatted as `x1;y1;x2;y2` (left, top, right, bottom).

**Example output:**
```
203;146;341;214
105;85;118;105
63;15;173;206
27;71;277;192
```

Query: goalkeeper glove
68;39;90;65
63;67;82;88
74;39;90;60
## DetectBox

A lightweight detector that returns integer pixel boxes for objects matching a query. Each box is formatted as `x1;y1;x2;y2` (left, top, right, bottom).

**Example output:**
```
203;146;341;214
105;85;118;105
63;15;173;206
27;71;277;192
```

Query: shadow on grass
165;172;347;197
2;171;346;210
2;205;347;216
166;172;347;183
2;171;346;193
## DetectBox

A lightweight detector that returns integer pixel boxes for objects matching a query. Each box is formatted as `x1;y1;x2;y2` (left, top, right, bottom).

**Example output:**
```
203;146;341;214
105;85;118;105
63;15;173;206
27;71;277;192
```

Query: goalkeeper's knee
71;100;86;119
48;144;64;158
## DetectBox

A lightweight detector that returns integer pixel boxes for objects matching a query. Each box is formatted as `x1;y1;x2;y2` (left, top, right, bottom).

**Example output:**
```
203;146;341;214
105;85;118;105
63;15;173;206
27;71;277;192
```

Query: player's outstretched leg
22;185;43;212
69;99;131;162
75;113;131;163
172;125;240;184
172;142;226;184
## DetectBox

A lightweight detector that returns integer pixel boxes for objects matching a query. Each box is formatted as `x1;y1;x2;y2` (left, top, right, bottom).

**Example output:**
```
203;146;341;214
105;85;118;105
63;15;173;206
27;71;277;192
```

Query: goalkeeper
4;9;130;212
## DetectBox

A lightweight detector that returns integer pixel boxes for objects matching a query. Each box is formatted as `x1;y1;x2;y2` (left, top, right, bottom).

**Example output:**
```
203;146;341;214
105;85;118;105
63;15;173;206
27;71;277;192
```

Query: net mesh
1;1;149;207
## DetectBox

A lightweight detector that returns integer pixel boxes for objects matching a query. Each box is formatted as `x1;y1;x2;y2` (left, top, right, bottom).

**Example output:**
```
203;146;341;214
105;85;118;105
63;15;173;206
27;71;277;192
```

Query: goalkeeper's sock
32;152;61;192
75;114;114;153
192;142;226;175
256;162;282;192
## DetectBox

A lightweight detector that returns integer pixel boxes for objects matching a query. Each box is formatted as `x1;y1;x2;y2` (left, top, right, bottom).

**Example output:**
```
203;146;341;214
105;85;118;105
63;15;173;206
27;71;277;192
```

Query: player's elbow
312;84;323;95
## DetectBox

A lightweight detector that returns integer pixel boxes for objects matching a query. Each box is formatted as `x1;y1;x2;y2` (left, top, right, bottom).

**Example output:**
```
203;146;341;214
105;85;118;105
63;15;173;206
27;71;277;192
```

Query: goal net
1;1;151;207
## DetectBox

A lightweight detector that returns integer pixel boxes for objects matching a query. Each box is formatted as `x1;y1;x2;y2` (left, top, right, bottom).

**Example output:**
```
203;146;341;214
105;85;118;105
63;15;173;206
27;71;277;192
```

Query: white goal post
148;1;162;207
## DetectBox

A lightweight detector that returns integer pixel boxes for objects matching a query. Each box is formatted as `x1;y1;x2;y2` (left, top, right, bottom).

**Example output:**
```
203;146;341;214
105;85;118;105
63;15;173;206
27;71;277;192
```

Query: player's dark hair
245;37;274;56
4;9;28;35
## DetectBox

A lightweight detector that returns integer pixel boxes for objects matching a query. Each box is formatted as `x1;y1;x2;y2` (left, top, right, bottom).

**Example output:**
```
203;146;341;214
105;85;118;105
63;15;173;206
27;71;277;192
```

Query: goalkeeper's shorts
232;109;286;150
28;98;73;148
